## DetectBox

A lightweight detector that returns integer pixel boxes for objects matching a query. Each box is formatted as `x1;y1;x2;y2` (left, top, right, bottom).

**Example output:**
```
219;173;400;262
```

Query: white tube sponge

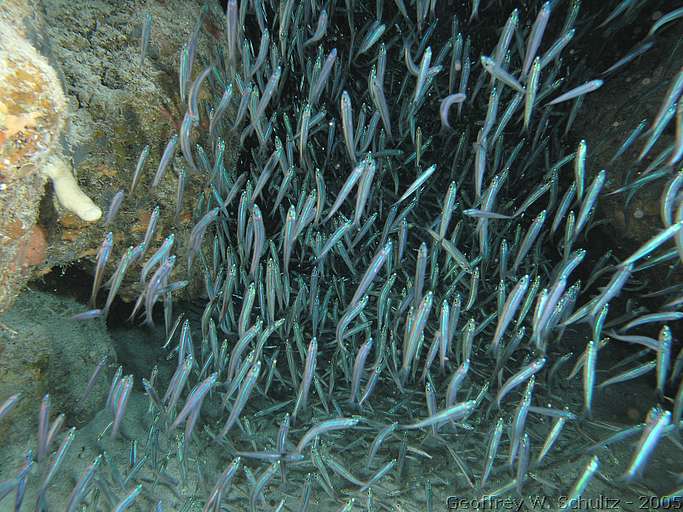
43;155;102;222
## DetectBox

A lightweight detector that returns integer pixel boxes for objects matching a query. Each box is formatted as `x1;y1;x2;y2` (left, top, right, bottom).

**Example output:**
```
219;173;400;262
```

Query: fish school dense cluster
3;0;683;510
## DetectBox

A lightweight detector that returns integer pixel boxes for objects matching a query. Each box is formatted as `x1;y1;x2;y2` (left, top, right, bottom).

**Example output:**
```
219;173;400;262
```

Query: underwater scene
1;0;683;510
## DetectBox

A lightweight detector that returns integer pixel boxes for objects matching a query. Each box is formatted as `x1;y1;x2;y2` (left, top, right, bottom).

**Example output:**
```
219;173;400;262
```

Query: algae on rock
0;0;237;312
0;291;115;469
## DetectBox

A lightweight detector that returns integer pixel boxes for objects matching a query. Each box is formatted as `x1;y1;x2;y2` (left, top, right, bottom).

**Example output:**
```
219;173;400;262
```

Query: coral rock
0;12;66;313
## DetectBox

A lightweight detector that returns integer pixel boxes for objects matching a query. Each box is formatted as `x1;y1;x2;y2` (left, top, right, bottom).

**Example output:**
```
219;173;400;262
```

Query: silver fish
583;340;597;417
496;357;546;407
400;400;476;430
340;91;356;163
349;241;392;306
491;275;530;355
522;1;552;78
546;79;603;106
480;56;525;94
220;360;261;437
395;164;438;205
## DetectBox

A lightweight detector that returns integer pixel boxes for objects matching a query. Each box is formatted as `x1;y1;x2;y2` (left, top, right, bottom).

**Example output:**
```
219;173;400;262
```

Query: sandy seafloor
0;284;681;512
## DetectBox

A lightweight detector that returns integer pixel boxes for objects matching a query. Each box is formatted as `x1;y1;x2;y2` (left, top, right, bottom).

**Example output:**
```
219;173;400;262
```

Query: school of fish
2;0;683;510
